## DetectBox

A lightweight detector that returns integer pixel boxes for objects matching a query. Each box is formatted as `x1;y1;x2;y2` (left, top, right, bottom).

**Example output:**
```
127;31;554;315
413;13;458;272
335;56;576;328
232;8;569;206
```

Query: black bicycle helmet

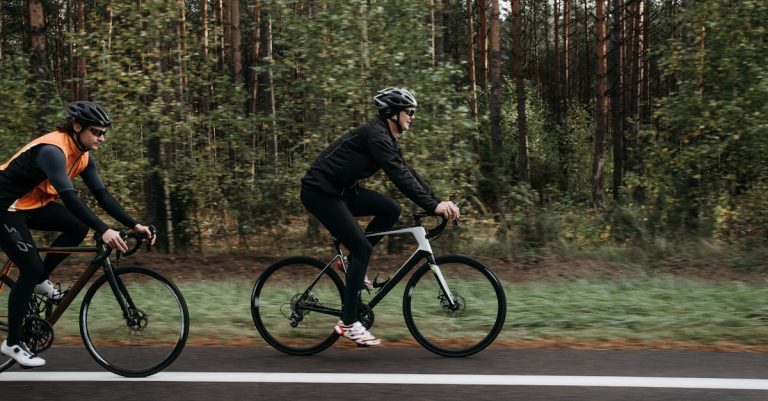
66;101;112;127
373;87;417;117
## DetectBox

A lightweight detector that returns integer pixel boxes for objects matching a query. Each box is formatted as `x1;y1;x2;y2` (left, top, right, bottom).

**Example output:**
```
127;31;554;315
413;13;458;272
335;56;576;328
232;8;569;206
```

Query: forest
0;0;765;257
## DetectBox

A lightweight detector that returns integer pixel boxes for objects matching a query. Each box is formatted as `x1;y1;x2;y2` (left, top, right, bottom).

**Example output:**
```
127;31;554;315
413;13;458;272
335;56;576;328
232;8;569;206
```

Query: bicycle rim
80;267;189;377
251;256;344;355
403;255;506;357
0;275;14;372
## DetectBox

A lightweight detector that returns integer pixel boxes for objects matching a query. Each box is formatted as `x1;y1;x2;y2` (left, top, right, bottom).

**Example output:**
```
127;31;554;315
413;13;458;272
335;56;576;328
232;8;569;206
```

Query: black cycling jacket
301;117;441;212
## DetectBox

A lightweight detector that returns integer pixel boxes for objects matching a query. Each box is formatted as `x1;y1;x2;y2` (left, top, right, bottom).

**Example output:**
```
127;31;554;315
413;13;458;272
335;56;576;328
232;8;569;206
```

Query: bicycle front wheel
403;255;506;357
0;275;14;372
80;267;189;377
251;256;345;355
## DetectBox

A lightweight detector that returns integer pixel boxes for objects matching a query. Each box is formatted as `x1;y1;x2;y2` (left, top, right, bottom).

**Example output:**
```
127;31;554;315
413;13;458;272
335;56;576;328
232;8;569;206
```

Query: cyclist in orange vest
0;101;155;367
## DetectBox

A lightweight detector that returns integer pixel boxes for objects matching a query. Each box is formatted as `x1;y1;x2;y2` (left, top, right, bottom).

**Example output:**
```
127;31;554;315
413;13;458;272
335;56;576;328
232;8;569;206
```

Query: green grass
504;278;768;345
13;276;768;348
163;277;768;346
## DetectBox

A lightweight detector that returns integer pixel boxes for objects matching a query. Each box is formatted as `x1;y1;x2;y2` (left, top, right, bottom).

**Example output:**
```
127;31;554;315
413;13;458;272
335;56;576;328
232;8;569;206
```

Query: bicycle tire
0;275;15;372
251;256;345;355
80;266;189;377
403;255;506;357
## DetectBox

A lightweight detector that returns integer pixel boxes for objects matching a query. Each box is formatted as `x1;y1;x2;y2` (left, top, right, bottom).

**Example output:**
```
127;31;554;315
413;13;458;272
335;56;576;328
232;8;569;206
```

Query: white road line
2;372;768;390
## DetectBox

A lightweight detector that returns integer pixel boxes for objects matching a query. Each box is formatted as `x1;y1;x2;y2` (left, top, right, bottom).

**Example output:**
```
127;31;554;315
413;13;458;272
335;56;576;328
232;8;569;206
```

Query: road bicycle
0;229;189;377
251;212;506;357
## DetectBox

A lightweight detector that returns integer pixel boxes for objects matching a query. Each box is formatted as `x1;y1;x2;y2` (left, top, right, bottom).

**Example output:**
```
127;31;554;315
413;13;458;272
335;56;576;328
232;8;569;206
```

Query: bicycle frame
1;236;143;328
309;219;458;316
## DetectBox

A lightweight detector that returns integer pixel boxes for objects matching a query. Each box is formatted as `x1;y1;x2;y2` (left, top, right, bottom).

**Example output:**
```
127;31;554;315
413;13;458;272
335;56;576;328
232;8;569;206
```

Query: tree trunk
0;1;4;60
554;0;568;191
641;0;651;124
222;0;231;67
28;0;46;78
611;0;624;199
360;0;370;99
512;0;529;184
201;0;210;114
248;0;261;115
592;0;608;208
582;0;591;105
630;0;641;122
28;0;48;133
74;0;87;100
478;0;488;88
487;0;506;230
563;0;570;108
230;0;242;82
432;0;444;65
466;0;478;123
213;0;224;72
258;3;278;175
489;0;501;160
532;0;540;94
430;0;436;65
160;142;176;254
622;0;631;134
553;0;561;122
106;4;113;50
176;0;188;104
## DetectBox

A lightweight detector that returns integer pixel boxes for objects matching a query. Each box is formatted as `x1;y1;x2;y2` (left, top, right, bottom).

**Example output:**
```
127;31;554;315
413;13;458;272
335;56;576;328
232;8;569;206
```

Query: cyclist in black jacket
300;87;460;346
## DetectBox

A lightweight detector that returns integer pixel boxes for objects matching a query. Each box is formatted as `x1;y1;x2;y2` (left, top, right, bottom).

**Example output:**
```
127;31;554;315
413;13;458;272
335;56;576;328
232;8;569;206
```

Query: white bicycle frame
323;223;458;311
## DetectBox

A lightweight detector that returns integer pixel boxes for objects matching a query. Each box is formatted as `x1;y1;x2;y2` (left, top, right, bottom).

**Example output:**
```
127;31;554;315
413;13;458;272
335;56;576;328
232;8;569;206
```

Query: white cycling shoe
34;280;65;301
334;321;381;346
1;340;46;368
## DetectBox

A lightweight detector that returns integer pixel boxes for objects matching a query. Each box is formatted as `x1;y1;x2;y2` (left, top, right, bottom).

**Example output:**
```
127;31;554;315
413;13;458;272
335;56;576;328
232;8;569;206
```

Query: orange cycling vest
0;131;90;211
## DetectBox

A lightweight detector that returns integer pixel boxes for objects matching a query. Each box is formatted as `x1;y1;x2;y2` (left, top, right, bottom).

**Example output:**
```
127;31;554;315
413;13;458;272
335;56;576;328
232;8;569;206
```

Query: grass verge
43;275;768;350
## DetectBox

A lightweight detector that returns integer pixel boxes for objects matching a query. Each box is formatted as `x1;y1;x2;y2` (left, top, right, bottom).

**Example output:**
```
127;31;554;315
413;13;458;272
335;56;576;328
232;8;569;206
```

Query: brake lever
146;225;157;254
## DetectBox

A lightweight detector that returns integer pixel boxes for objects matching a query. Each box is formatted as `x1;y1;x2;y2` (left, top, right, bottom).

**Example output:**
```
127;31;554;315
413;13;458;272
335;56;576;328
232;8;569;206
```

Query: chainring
22;316;54;353
356;303;375;329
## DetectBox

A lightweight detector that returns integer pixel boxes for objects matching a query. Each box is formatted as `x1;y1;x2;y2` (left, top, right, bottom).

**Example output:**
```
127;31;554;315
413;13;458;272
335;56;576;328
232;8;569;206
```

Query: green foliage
0;56;38;154
0;0;766;254
718;181;768;242
653;0;768;234
267;0;478;212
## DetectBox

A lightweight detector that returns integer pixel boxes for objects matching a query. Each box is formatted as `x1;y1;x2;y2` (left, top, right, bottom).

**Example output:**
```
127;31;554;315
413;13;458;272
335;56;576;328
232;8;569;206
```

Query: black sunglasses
88;127;107;137
403;109;415;117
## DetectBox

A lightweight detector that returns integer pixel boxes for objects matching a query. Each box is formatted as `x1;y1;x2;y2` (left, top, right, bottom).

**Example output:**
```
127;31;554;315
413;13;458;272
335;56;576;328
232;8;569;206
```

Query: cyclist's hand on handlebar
102;229;129;253
133;223;157;245
434;201;460;221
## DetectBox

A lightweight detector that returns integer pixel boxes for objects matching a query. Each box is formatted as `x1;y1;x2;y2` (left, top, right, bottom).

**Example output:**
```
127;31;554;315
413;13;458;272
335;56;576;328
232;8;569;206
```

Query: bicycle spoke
404;255;506;357
81;267;188;377
252;256;344;355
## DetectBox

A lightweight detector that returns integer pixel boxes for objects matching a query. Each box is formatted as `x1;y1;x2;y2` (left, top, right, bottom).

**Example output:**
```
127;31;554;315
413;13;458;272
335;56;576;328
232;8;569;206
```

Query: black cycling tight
0;202;88;345
300;187;400;325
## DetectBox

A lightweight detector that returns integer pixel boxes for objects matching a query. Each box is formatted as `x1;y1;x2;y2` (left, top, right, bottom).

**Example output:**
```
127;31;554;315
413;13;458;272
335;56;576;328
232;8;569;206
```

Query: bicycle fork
426;255;459;309
102;259;143;330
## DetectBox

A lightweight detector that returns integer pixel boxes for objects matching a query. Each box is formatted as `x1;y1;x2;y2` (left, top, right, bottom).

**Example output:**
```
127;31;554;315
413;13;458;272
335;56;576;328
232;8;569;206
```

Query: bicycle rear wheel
80;266;189;377
403;255;506;357
251;256;345;355
0;275;14;372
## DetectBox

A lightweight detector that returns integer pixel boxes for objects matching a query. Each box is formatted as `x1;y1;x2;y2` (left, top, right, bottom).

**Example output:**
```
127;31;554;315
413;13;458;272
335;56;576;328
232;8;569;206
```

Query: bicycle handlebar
122;224;156;256
413;212;459;240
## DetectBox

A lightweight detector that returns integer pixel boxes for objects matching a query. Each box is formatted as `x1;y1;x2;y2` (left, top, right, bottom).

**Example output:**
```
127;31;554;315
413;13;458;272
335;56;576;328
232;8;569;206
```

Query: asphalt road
3;345;768;401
